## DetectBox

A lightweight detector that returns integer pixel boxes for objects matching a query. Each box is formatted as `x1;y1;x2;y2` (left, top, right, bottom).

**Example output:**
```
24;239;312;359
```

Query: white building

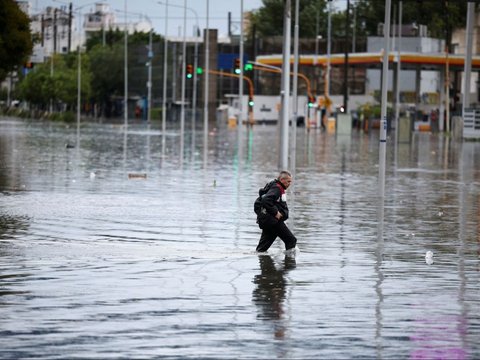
29;5;79;61
24;1;152;63
83;2;152;40
366;33;445;96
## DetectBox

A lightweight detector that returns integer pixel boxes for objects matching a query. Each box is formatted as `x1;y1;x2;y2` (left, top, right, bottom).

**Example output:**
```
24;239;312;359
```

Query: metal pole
203;0;210;167
291;0;299;169
192;21;199;154
343;0;350;112
147;27;153;123
326;0;331;98
314;10;319;66
394;2;402;150
76;15;81;148
239;0;244;134
124;0;128;146
162;0;168;155
379;0;392;199
180;0;187;163
463;1;474;115
7;73;11;108
279;0;291;170
352;4;356;53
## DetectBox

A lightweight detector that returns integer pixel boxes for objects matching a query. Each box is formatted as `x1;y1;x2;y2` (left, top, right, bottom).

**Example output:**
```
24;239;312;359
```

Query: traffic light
308;96;315;108
248;96;254;108
186;64;193;79
244;63;253;72
234;58;241;74
196;67;203;75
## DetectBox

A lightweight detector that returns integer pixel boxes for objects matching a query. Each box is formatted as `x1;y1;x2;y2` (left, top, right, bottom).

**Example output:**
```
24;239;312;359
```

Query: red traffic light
233;58;241;74
186;64;193;79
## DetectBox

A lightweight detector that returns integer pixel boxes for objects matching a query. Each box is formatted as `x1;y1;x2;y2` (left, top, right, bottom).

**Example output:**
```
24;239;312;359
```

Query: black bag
253;181;275;215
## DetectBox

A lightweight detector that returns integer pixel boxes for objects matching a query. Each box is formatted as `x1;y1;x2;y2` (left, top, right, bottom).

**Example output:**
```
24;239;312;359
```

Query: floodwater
0;117;479;359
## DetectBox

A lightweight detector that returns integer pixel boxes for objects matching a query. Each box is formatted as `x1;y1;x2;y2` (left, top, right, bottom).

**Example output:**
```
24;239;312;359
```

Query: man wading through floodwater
254;171;297;252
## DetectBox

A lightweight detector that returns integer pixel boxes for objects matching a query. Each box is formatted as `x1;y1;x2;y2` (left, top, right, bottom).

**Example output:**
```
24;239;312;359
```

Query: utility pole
279;0;291;170
378;0;392;199
68;2;72;52
343;0;350;112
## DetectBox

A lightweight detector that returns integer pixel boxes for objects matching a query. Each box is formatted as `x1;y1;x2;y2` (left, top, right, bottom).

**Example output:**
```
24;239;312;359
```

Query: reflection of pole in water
146;123;151;173
375;202;385;359
247;127;253;163
252;255;296;340
458;141;469;348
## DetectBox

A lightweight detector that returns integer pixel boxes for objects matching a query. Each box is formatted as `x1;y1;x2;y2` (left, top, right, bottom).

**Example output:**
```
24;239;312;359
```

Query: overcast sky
31;0;350;37
32;0;264;37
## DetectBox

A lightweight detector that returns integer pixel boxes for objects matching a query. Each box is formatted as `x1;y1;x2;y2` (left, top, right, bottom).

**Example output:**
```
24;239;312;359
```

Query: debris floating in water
89;172;96;180
128;173;147;180
425;250;434;265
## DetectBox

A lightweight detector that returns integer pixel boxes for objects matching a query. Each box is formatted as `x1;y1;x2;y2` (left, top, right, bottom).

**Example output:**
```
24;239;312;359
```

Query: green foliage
88;44;124;103
151;107;162;121
351;0;469;41
0;0;33;81
250;0;471;43
18;53;91;109
86;29;164;51
250;0;329;38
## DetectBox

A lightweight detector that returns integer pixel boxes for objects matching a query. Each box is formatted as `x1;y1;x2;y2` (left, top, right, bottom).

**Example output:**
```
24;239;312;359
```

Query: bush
150;107;162;121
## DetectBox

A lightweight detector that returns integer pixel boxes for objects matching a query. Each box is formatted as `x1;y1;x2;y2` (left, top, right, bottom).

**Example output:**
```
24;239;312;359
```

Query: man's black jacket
254;180;289;228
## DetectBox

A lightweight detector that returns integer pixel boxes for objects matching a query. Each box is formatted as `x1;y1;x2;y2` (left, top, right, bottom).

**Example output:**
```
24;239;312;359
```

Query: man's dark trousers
256;221;297;252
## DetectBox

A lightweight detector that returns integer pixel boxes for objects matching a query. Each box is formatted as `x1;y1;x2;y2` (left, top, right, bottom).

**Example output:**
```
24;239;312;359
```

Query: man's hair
278;170;292;180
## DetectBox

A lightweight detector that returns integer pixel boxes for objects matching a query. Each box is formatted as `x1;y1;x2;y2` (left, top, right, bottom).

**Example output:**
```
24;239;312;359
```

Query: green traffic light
308;102;313;108
187;74;193;79
235;68;241;74
248;101;254;107
196;67;203;75
244;63;253;71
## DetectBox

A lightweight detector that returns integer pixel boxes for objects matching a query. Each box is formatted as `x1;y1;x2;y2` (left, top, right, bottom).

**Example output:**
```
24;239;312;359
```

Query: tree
0;0;33;81
18;54;91;110
88;43;124;116
249;0;329;38
250;0;471;45
354;0;469;42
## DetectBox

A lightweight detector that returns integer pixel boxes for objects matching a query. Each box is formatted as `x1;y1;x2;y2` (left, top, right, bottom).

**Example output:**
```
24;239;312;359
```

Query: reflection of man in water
252;255;296;340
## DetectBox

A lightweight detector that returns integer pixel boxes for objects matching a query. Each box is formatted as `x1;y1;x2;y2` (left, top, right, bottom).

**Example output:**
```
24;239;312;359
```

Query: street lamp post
147;23;153;123
203;0;210;168
292;0;299;170
158;1;200;157
53;0;97;147
279;0;291;170
180;0;187;164
117;9;153;123
162;0;168;156
124;0;128;154
239;0;244;144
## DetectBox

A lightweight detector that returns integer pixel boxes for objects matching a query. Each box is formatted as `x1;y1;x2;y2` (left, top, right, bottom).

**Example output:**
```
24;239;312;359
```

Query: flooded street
0;117;479;359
